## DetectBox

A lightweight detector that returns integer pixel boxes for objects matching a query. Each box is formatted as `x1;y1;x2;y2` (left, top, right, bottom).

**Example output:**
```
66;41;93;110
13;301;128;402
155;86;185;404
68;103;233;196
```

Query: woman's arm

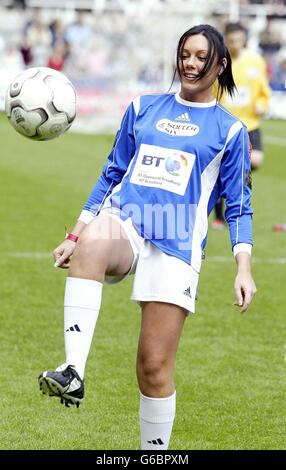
53;99;139;269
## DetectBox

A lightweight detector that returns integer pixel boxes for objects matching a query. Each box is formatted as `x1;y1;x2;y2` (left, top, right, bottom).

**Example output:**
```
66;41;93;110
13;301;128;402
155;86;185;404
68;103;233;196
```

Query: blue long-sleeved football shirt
80;92;253;273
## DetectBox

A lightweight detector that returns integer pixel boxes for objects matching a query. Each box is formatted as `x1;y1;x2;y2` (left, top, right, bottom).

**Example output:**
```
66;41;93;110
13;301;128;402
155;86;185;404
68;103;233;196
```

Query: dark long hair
173;24;236;100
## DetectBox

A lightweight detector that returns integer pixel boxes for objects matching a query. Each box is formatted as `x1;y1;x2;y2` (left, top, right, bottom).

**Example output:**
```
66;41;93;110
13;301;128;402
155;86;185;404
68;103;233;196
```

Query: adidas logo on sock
147;438;164;445
66;324;81;332
175;112;190;121
184;287;192;298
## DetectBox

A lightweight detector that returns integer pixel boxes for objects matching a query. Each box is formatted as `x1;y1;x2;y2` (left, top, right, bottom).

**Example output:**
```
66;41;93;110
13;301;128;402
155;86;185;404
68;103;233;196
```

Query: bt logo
142;155;165;167
142;154;188;176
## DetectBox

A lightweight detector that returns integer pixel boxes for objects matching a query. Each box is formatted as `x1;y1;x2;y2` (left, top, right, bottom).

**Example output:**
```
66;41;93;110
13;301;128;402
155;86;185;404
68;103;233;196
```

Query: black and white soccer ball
5;67;76;141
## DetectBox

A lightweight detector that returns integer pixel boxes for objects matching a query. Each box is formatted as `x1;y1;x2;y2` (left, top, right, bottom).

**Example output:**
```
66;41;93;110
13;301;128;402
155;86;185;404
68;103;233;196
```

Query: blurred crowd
0;2;286;94
0;5;165;94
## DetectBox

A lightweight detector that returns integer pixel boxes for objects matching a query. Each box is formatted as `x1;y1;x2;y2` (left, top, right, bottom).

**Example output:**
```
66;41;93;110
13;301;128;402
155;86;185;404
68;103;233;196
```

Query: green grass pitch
0;114;285;450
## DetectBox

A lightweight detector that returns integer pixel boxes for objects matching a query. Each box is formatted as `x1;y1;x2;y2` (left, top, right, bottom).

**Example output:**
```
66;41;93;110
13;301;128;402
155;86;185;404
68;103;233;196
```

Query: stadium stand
0;0;286;132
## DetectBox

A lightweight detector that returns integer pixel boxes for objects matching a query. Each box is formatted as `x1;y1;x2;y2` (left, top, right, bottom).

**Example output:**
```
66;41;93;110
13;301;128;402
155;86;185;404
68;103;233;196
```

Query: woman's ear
219;57;227;75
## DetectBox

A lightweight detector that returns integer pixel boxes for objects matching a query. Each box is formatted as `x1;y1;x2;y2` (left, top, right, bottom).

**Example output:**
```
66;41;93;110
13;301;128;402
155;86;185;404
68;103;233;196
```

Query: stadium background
1;0;286;452
1;0;286;132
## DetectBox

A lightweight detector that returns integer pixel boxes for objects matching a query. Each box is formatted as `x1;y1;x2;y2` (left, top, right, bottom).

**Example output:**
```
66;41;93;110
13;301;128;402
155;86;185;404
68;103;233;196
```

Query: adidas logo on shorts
183;287;192;298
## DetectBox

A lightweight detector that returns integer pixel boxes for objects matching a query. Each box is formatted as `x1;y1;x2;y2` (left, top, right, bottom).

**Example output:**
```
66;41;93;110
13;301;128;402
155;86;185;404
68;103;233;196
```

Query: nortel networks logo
156;118;200;136
165;155;188;176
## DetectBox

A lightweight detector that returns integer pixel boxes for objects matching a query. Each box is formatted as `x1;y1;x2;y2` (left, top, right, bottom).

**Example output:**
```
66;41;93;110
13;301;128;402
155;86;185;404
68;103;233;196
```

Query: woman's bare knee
137;354;173;397
69;236;109;281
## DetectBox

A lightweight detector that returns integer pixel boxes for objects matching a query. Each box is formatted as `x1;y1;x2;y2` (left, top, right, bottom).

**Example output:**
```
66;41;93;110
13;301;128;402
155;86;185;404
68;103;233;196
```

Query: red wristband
66;233;79;243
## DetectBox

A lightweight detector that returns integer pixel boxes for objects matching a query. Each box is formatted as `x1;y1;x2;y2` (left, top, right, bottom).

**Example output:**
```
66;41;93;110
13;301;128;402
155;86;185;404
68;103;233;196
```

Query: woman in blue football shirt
39;24;257;450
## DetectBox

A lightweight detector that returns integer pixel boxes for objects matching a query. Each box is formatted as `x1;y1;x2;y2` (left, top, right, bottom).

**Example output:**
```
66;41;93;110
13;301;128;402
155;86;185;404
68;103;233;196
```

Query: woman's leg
136;301;186;449
39;215;134;406
69;214;134;281
63;215;134;376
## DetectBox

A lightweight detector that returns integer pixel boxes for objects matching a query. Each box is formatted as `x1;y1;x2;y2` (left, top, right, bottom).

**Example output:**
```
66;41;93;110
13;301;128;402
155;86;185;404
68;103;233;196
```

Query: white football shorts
100;210;199;315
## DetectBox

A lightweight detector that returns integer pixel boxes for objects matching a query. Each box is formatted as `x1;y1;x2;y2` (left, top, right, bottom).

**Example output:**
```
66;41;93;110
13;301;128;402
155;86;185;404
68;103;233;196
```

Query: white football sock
139;391;176;450
62;277;102;380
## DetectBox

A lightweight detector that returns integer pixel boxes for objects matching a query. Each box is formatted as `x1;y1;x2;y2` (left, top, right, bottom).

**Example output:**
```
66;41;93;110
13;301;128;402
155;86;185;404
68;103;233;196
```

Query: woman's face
178;34;223;102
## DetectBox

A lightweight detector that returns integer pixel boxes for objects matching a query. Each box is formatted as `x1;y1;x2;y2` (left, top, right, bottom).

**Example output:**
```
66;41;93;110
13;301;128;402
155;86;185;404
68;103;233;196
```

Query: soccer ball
5;67;76;141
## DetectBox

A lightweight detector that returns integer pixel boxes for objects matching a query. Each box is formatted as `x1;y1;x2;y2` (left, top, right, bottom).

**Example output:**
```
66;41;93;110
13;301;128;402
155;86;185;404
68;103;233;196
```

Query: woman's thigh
69;215;135;281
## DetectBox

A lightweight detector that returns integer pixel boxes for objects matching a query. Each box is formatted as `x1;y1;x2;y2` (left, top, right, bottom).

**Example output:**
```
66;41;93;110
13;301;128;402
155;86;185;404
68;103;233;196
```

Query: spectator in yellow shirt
212;22;271;230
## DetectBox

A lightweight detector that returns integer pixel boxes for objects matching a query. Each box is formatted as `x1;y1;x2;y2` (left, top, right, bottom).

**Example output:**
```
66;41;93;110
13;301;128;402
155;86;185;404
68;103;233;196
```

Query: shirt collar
175;92;217;108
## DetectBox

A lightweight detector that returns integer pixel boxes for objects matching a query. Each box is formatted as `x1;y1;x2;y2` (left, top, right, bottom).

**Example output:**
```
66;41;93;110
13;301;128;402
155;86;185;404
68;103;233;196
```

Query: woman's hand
234;252;257;313
53;220;87;269
53;239;77;268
